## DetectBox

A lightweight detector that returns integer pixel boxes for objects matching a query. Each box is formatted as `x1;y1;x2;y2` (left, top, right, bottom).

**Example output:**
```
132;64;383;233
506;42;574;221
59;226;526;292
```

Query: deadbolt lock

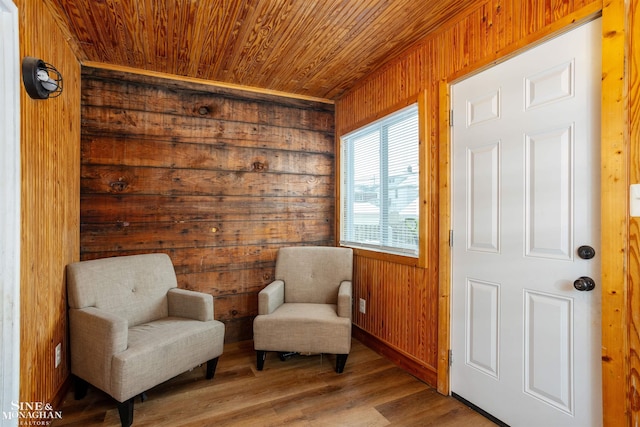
577;245;596;260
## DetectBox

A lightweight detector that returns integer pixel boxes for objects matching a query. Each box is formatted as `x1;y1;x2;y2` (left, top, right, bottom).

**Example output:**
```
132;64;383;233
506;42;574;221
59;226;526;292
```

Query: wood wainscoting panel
352;254;438;384
80;67;335;342
18;0;81;409
17;0;80;411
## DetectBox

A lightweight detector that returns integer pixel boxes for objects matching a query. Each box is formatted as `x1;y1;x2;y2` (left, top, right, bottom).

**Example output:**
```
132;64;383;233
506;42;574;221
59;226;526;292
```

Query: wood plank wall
17;0;81;408
79;68;335;342
336;0;601;389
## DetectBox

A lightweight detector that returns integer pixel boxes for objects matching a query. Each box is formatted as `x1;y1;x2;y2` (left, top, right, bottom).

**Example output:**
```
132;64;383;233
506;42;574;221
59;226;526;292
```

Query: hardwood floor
52;338;496;426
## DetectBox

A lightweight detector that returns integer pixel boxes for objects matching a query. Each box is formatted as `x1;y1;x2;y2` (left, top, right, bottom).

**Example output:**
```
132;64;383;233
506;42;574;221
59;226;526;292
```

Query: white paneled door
450;19;602;427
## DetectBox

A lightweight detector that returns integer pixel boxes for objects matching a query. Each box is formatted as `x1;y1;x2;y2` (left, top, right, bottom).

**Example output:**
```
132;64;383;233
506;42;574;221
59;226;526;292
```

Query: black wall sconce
22;57;63;99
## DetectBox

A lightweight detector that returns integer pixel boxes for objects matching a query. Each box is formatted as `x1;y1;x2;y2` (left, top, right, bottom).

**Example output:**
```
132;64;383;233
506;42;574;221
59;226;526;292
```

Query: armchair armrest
69;307;128;393
337;280;352;319
258;280;285;315
167;288;214;321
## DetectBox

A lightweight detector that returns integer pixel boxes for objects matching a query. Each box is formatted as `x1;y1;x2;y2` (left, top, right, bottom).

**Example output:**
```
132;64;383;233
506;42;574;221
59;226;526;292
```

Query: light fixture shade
22;57;63;99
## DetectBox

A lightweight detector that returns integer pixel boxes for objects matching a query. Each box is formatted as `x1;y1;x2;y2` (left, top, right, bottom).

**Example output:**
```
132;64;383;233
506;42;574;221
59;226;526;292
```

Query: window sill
342;245;421;267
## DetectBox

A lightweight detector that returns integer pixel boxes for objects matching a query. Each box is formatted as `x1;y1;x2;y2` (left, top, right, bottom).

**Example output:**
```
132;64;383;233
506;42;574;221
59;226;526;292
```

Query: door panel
523;290;573;414
468;142;500;252
451;18;602;427
466;278;500;378
525;125;573;259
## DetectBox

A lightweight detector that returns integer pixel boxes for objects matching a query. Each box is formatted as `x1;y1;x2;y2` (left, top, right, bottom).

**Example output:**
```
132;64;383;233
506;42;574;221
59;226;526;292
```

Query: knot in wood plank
252;161;267;171
109;179;128;192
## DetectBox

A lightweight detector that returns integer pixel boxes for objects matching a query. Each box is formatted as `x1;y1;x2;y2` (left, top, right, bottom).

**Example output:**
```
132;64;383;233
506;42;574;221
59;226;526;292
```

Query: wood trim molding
436;79;451;395
353;326;437;387
51;376;72;411
418;89;430;270
336;94;422;138
81;60;335;105
600;1;630;425
337;92;428;268
628;1;640;425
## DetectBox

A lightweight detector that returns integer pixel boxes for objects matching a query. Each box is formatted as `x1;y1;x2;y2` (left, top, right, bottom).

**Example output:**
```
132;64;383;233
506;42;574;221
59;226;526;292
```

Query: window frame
337;94;427;267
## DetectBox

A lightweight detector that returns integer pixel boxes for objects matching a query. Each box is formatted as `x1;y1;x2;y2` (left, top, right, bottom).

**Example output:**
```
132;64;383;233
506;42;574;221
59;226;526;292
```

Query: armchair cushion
276;246;353;304
67;253;177;327
253;303;351;354
111;317;224;401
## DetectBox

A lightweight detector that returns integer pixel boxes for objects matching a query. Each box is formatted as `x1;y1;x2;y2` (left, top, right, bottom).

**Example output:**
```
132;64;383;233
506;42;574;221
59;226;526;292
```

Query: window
340;104;419;257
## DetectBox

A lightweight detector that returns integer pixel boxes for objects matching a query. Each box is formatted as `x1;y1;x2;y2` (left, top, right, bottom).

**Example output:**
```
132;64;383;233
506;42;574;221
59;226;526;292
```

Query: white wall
0;0;21;425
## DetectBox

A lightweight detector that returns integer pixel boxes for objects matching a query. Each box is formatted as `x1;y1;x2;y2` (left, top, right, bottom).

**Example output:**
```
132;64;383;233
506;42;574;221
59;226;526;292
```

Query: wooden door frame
0;0;21;419
437;3;632;425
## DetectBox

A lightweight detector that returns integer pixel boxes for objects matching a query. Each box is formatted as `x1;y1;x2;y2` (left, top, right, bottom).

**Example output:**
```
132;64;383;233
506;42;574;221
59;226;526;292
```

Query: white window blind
340;104;419;257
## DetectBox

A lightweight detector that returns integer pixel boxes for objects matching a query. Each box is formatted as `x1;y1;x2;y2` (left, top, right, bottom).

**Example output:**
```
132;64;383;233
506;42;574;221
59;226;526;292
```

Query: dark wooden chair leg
117;398;134;427
206;357;219;379
139;392;148;402
256;350;267;371
73;376;89;400
335;354;348;373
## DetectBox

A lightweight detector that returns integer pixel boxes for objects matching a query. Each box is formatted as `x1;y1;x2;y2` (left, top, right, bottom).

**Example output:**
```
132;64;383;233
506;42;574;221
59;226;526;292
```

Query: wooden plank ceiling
44;0;470;100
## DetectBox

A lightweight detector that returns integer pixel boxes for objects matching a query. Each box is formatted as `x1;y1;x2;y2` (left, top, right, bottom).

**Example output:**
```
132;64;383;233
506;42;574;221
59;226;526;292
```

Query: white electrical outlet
359;298;366;314
631;184;640;217
55;343;62;368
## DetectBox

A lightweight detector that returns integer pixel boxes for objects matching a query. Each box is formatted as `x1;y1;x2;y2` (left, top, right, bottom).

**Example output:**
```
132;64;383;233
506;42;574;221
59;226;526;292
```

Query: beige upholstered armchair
66;253;225;427
253;246;354;373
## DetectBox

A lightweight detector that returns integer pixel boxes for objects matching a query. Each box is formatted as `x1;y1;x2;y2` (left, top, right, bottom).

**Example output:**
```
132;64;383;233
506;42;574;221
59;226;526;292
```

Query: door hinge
449;349;453;366
449;110;454;127
449;229;453;247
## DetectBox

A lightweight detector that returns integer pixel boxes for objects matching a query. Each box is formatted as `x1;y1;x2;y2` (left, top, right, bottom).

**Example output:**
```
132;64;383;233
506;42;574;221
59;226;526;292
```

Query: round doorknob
574;276;596;291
